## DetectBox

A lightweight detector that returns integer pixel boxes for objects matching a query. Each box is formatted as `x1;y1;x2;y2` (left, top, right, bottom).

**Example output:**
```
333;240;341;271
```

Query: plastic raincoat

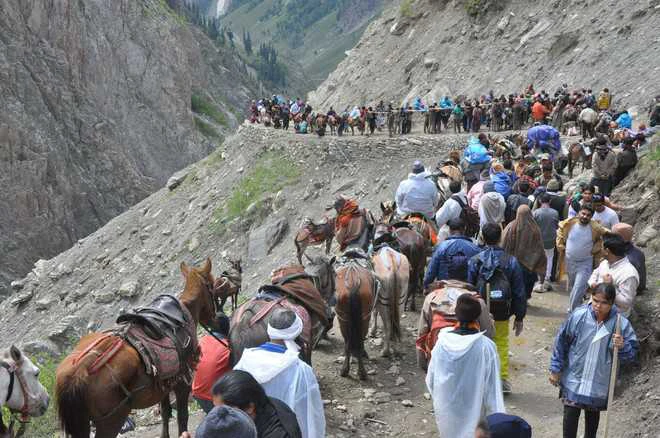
426;330;504;437
549;304;638;409
234;344;326;438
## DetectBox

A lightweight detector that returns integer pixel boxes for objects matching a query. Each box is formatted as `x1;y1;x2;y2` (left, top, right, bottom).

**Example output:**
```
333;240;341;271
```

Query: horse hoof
380;349;390;358
358;371;368;381
340;368;349;378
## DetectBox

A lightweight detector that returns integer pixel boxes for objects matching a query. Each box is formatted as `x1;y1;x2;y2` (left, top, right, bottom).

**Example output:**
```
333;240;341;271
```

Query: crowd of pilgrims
248;85;660;137
182;86;656;438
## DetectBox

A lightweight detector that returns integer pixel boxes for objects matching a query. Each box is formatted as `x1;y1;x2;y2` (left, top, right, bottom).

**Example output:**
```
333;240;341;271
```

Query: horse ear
329;256;336;265
201;257;212;276
10;345;22;363
392;201;397;209
380;202;385;211
180;262;190;277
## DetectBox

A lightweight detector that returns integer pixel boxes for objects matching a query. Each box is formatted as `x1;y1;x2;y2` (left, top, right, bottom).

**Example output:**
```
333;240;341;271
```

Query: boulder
247;217;289;262
390;21;409;36
636;224;658;247
118;280;140;298
167;169;190;191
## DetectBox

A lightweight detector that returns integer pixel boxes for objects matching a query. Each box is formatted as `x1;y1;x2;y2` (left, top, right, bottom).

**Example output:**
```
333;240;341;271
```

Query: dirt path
125;282;572;437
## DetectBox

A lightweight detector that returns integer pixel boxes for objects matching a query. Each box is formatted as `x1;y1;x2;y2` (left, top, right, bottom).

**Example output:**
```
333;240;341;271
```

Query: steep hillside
0;124;461;351
217;0;385;91
0;0;257;298
309;0;660;108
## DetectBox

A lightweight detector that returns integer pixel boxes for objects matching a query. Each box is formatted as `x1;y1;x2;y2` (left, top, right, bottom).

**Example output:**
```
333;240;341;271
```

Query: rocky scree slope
0;124;467;356
0;0;257;298
607;138;660;437
310;0;660;109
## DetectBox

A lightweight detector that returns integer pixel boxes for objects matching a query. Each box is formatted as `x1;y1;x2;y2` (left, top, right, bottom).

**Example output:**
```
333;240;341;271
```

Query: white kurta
234;347;326;438
425;330;505;438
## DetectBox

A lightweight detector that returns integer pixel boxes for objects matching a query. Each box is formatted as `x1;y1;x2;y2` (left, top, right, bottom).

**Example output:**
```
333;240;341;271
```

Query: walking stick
603;314;621;438
486;282;491;311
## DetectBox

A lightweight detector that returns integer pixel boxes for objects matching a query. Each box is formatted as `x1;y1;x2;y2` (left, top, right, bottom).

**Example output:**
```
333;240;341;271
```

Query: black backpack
474;253;513;321
451;195;480;238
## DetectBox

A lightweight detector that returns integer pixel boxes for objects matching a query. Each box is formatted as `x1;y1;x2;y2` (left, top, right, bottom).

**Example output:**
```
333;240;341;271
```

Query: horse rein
0;361;30;422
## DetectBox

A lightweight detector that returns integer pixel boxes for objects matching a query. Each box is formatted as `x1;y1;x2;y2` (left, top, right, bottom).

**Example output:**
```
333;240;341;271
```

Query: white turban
267;313;303;353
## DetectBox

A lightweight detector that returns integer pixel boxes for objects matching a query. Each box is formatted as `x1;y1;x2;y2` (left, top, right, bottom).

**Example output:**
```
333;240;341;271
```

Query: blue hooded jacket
490;171;512;200
616;112;632;129
463;137;491;164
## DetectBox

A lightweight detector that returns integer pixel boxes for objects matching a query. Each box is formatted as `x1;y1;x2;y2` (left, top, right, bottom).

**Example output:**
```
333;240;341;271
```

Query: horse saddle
391;220;414;230
117;295;186;341
116;295;198;383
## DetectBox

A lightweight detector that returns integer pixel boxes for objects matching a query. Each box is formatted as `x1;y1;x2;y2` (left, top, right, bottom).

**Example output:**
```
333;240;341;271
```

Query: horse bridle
0;360;30;422
199;274;230;348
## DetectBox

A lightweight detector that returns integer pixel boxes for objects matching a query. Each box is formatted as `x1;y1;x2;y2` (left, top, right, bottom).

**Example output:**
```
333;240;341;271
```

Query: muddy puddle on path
125;285;572;438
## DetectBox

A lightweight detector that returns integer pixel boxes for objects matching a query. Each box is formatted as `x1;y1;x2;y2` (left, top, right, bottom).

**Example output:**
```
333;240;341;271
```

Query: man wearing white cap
234;308;325;438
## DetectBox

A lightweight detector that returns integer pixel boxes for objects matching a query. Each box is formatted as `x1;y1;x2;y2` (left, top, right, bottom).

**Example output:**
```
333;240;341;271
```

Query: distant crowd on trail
247;86;660;138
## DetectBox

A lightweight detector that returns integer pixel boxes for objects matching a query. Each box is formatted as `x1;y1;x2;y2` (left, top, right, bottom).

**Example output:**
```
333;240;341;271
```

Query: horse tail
346;266;364;355
390;257;401;341
56;359;92;437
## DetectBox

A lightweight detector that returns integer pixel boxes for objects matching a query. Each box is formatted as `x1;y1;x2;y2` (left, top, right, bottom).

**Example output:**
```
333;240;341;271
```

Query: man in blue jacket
424;217;480;286
468;223;527;394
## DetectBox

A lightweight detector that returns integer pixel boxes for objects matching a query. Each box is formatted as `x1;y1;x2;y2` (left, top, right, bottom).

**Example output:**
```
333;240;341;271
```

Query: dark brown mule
373;222;426;312
294;217;335;264
214;258;242;311
334;252;376;380
379;201;436;254
55;259;217;438
229;256;336;365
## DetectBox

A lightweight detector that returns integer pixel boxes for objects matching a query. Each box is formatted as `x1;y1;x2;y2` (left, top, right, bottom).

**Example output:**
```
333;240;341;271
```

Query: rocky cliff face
0;0;256;297
309;0;659;109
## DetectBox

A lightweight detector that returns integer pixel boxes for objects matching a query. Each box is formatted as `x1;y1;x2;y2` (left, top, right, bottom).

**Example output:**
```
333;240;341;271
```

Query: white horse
0;346;50;437
370;246;410;357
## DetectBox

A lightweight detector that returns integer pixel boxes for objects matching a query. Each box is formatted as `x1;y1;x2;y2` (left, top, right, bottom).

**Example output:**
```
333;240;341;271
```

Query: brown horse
334;252;377;380
229;256;336;365
373;222;426;312
328;115;339;136
214;258;242;311
346;116;365;136
370;245;409;357
55;259;217;438
294;216;335;264
567;141;594;178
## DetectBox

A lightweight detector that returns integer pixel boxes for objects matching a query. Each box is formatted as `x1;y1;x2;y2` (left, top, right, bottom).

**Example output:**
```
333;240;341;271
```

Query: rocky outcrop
0;0;256;297
309;0;660;109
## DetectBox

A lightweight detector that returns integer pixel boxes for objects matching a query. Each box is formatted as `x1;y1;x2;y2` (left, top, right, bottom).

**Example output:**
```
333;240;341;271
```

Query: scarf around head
501;205;547;274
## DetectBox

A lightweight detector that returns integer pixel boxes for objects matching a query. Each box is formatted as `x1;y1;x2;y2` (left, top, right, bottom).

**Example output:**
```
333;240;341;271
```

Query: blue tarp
526;125;561;156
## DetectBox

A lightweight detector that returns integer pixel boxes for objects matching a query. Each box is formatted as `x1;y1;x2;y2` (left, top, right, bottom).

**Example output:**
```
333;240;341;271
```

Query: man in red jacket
192;312;231;413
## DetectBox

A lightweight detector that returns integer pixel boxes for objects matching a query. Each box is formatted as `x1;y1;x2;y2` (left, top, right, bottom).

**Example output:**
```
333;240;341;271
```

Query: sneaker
543;282;553;292
502;379;512;395
533;282;545;293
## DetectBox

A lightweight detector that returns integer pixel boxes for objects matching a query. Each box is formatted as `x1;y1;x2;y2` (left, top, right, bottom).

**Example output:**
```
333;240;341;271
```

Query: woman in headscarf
502;205;547;298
